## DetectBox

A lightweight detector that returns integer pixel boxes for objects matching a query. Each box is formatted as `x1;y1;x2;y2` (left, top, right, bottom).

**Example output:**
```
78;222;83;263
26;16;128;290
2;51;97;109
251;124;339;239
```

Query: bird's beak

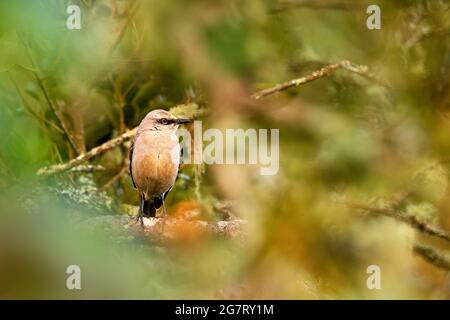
175;118;192;124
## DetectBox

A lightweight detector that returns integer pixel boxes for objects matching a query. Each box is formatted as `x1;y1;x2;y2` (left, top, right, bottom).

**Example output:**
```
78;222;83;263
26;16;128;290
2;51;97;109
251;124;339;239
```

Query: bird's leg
137;194;145;229
160;198;168;235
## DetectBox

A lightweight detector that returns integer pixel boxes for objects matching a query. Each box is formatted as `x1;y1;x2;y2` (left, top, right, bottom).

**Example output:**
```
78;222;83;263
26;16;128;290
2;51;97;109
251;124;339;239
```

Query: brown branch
343;201;450;271
405;27;450;50
413;242;450;271
251;62;342;100
68;164;107;173
33;74;79;154
68;101;87;154
251;60;389;100
339;60;390;87
347;202;450;243
37;128;137;176
100;164;127;191
124;216;246;243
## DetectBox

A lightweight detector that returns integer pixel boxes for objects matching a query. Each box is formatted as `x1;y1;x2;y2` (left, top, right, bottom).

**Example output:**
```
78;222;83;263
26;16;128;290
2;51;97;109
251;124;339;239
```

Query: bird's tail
141;198;156;217
139;195;165;218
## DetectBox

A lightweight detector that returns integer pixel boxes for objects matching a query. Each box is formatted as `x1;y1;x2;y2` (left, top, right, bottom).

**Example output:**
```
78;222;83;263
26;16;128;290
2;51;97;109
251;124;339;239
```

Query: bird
129;109;191;228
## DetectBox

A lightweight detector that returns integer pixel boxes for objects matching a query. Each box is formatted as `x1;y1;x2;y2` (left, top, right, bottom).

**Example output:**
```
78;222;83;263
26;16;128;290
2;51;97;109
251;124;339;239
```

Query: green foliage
0;0;449;299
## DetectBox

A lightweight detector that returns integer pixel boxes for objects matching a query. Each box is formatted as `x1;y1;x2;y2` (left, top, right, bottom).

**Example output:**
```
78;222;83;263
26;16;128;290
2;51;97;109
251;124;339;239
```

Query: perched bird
129;109;191;227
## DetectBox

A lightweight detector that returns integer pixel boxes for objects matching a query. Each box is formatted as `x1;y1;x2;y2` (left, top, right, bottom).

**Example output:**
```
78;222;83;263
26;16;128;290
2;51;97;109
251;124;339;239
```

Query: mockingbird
129;109;191;228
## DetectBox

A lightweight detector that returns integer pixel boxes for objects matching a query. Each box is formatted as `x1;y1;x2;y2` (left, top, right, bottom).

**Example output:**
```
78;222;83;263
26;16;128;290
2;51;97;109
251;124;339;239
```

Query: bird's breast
131;130;181;198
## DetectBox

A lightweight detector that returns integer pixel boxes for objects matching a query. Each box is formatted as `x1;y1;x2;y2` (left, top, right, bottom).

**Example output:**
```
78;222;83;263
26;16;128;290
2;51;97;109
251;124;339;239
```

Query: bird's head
140;109;192;131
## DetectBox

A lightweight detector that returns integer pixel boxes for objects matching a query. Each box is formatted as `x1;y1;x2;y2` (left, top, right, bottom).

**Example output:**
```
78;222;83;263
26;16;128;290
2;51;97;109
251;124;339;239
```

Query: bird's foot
135;212;145;229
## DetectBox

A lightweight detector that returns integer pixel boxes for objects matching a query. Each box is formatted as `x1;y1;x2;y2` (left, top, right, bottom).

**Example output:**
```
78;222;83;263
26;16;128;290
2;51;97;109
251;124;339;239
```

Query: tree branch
251;60;389;100
124;216;246;243
68;164;107;173
343;201;450;271
413;242;450;271
37;128;137;176
100;164;127;191
348;203;450;243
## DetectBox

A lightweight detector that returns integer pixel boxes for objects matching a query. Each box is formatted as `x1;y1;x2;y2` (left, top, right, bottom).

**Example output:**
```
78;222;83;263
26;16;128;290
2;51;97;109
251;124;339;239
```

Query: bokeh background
0;0;449;299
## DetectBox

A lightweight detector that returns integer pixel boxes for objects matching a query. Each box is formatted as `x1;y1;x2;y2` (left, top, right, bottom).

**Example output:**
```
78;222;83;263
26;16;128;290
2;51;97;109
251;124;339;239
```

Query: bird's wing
163;185;173;200
129;140;137;189
179;146;184;169
153;186;172;209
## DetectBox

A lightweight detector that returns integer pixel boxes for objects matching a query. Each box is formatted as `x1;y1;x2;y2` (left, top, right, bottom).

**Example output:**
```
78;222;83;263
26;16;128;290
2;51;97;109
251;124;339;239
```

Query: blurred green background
0;0;449;299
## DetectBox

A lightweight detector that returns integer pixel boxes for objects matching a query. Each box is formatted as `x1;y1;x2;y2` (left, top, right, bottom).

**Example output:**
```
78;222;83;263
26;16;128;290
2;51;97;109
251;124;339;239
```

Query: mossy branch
348;202;450;243
37;128;138;176
413;242;450;271
251;60;389;100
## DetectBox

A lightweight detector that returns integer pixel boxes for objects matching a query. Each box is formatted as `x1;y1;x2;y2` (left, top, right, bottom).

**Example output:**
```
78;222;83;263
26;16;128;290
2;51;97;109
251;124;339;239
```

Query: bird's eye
160;118;169;125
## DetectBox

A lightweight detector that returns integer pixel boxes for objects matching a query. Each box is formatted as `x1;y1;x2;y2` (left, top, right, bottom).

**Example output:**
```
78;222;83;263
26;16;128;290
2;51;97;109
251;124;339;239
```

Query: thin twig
100;164;127;191
7;72;64;135
68;164;107;173
343;200;450;271
86;0;139;93
251;60;389;100
339;60;390;87
37;128;137;176
413;242;450;271
23;43;80;154
347;202;450;243
251;62;342;100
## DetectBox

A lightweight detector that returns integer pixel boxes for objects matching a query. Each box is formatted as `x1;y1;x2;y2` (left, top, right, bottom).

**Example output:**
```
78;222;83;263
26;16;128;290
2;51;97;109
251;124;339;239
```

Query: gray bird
129;109;191;227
